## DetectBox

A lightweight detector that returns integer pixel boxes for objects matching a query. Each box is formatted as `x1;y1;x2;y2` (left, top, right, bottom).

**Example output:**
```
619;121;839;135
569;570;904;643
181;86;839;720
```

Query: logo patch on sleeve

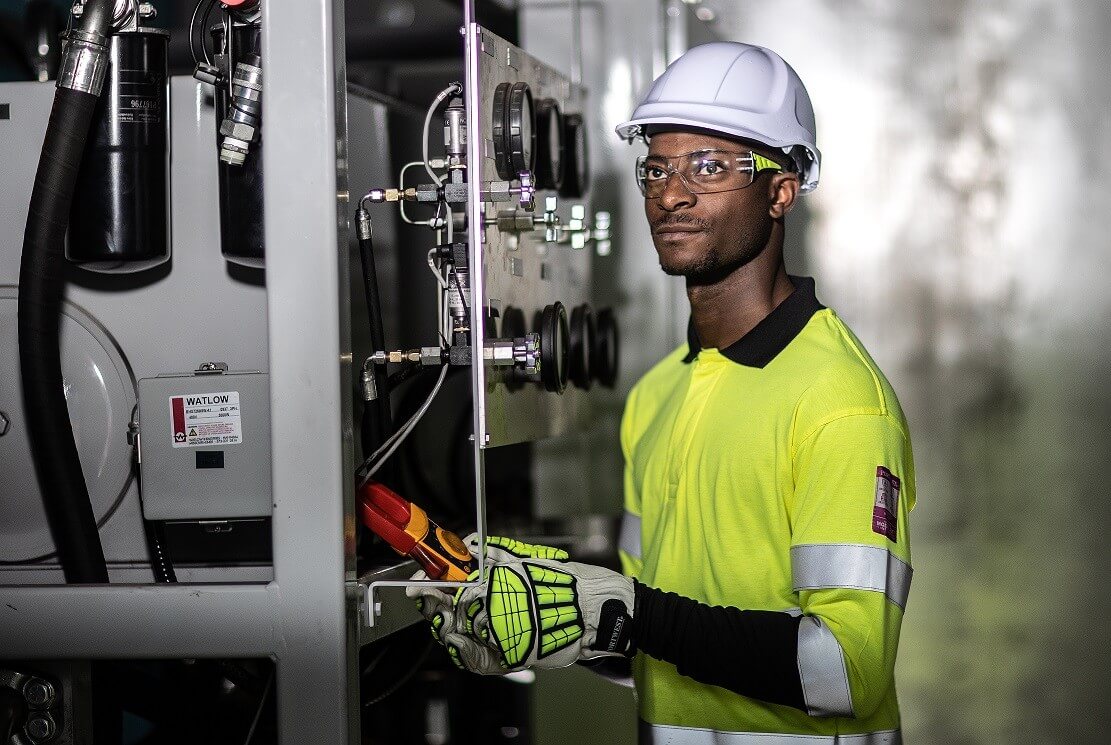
872;466;900;542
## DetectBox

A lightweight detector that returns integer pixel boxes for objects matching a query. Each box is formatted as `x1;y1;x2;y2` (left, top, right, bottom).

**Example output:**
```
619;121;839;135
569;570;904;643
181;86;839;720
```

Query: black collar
682;276;825;368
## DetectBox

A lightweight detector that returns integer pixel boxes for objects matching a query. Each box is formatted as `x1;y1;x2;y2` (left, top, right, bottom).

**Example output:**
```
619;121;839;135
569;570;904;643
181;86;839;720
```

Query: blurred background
1;0;1108;742
527;1;1111;743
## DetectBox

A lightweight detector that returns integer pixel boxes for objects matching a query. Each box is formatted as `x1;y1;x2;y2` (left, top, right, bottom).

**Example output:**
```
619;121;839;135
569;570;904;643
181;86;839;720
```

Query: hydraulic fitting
219;56;263;166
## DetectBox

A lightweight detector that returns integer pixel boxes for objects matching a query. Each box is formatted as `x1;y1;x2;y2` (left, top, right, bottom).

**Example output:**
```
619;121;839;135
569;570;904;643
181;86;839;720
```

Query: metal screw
0;410;9;436
23;678;55;708
26;713;57;741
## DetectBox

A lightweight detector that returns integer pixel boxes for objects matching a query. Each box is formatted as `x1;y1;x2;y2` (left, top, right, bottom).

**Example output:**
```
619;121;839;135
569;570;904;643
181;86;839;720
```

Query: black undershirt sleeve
631;579;807;711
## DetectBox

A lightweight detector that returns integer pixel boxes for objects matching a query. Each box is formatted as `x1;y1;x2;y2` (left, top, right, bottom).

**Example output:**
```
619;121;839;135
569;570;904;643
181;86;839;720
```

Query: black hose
144;521;177;583
356;210;393;463
17;0;115;585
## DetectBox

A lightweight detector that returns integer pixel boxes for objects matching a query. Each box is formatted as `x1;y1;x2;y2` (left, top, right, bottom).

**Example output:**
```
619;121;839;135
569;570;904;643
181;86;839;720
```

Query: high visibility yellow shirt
619;278;914;744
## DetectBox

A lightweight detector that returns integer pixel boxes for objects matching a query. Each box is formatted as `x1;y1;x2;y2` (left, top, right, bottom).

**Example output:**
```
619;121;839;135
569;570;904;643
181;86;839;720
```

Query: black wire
188;0;215;66
144;520;177;583
362;636;434;707
387;362;425;388
242;669;273;745
201;0;219;66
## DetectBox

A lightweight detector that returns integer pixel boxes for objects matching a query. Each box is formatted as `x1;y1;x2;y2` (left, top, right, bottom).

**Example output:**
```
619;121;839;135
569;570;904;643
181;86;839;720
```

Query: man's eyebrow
645;149;730;160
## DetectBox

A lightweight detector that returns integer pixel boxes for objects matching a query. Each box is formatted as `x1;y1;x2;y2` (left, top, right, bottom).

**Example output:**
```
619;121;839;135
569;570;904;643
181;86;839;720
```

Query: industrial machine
0;0;631;742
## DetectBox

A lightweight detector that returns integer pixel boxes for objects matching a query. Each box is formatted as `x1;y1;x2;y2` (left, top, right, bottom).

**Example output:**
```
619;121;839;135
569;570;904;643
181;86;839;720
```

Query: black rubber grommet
491;82;512;179
535;98;564;191
559;113;590;198
594;307;619;388
493;81;536;179
506;82;535;175
540;302;569;394
569;304;594;390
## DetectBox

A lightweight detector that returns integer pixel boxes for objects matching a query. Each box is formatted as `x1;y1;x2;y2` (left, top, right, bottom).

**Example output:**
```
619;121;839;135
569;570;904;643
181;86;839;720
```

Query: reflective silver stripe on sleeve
797;616;854;718
640;721;902;744
791;544;913;609
618;510;641;559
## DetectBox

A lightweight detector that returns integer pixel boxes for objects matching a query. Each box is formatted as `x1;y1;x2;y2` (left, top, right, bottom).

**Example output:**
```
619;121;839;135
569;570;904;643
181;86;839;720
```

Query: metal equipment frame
1;2;366;742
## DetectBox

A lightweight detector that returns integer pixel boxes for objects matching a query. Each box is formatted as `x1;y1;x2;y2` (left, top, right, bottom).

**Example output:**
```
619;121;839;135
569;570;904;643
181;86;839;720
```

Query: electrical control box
138;368;271;521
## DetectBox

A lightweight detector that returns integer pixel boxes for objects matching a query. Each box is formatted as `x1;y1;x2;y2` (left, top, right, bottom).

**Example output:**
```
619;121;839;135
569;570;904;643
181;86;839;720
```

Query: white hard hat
616;42;821;192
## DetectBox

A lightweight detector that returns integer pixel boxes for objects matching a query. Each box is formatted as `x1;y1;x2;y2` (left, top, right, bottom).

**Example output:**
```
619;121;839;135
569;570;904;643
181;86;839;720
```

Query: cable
200;0;218;66
224;11;234;99
362;636;434;707
144;519;177;583
242;669;273;745
357;362;449;483
399;161;445;226
18;0;114;585
356;363;449;486
422;82;463;186
426;248;448;290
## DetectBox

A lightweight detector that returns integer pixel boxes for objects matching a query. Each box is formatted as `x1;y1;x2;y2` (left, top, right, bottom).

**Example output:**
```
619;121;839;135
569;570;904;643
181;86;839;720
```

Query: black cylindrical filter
214;23;264;268
67;29;170;273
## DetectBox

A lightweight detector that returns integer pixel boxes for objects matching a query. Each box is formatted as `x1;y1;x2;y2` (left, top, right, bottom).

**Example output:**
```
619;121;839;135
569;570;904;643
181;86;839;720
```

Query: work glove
452;559;636;673
406;534;571;673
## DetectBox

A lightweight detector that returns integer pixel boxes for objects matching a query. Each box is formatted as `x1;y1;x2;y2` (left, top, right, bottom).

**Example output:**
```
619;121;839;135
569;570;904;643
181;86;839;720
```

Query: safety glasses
635;149;784;198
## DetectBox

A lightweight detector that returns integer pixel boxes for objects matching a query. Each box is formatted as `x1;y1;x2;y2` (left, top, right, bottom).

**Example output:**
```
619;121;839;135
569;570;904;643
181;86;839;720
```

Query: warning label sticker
169;391;243;448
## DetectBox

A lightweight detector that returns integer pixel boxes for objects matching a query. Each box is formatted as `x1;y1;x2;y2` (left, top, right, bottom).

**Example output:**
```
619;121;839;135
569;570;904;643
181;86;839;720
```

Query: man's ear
768;173;800;219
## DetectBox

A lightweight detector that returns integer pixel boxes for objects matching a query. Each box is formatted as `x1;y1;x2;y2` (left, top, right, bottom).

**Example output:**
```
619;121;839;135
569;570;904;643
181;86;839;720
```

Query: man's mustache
652;214;710;231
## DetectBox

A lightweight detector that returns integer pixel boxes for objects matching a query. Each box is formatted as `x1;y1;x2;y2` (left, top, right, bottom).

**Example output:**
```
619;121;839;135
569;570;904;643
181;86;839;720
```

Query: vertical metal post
463;1;489;574
262;0;356;743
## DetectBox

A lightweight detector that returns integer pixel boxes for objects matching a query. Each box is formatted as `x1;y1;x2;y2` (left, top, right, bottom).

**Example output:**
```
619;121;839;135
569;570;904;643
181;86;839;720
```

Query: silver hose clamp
57;30;109;95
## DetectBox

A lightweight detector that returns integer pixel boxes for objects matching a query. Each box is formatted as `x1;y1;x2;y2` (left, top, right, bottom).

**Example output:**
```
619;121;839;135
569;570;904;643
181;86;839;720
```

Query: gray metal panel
520;0;678;519
138;371;271;520
466;27;593;449
0;78;402;578
261;0;356;743
0;76;271;570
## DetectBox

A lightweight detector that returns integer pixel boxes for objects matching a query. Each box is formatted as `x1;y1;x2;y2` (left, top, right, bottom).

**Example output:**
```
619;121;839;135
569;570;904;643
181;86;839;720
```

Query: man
412;41;915;744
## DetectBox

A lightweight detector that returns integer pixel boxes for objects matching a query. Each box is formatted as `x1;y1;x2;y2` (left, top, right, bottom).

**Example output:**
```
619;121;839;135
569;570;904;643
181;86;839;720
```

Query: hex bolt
23;678;55;708
0;410;9;436
26;713;57;741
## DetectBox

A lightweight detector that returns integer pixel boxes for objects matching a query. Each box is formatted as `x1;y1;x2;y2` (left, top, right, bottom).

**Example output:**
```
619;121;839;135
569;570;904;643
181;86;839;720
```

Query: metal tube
462;1;488;581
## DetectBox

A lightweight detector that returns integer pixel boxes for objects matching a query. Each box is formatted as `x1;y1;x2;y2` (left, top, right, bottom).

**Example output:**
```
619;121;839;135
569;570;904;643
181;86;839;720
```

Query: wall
708;1;1111;741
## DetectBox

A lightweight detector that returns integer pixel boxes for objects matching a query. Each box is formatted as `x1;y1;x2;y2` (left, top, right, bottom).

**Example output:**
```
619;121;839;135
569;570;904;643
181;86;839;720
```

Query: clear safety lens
635;149;782;197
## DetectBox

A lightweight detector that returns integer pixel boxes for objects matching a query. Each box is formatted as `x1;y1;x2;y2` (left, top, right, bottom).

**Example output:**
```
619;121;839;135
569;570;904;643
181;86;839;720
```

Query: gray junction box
138;369;271;521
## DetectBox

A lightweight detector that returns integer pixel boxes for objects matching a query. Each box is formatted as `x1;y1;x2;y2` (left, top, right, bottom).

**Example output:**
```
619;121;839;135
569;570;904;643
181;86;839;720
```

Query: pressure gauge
539;302;569;393
569;304;595;390
534;98;564;191
593;307;618;388
559;113;590;198
492;82;536;179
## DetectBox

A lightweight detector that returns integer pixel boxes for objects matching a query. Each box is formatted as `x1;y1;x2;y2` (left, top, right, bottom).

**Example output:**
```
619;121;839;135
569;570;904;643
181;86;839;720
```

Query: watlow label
170;391;243;448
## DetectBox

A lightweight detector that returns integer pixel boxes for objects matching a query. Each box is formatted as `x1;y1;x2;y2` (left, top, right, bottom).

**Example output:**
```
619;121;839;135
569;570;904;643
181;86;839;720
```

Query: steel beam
0;584;277;658
262;0;356;743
